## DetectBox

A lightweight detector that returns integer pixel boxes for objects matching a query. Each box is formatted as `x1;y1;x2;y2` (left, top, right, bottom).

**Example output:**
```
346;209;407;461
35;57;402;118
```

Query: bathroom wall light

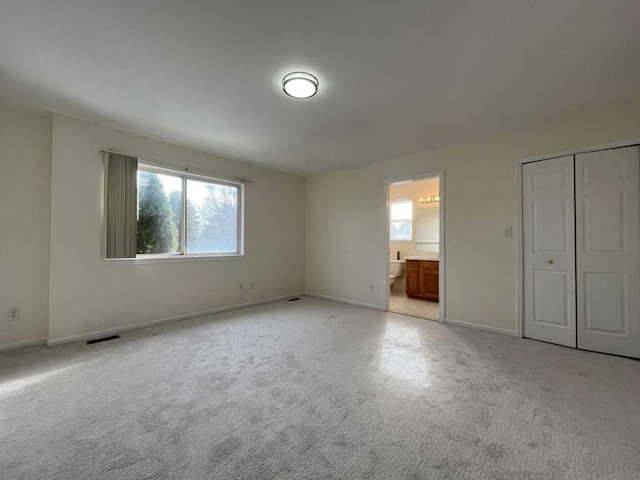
418;196;440;204
282;72;319;99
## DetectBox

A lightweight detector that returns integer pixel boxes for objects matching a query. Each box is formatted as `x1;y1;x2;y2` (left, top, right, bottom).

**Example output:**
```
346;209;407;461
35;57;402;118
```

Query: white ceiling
1;1;639;176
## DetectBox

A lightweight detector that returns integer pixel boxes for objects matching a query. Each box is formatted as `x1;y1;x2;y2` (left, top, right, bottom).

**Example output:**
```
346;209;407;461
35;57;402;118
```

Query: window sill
104;254;245;266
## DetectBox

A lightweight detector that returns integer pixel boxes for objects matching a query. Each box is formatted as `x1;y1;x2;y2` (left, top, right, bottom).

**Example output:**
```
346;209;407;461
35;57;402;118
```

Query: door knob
547;260;554;264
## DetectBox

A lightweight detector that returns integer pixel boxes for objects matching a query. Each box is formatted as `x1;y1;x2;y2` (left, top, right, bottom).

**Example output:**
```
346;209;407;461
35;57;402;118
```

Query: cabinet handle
547;260;554;264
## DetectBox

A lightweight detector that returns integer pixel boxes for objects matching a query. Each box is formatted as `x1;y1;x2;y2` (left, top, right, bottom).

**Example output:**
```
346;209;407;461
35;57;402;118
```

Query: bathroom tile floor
389;293;440;320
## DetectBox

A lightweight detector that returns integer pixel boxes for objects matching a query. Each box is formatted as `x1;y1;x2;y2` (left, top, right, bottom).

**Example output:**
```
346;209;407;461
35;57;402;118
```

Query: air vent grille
86;335;120;345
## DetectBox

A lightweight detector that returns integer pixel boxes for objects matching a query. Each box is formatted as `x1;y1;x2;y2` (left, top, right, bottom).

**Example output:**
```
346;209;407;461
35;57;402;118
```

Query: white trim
515;137;640;341
47;293;305;346
439;172;446;322
0;337;48;352
515;137;640;166
102;152;108;261
137;163;245;257
104;253;245;266
103;156;246;261
305;293;386;311
444;318;516;337
138;162;244;187
383;172;446;322
515;157;524;338
102;148;251;184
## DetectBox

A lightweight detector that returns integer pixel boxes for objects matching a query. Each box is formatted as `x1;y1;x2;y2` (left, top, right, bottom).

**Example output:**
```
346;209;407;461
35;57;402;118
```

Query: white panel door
523;156;576;347
575;147;640;358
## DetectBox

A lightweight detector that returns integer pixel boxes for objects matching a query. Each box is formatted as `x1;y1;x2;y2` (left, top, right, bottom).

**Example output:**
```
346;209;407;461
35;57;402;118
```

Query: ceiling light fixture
282;72;318;99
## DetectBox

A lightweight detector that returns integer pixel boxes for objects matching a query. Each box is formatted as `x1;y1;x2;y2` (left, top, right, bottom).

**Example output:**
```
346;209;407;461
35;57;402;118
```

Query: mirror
415;206;439;252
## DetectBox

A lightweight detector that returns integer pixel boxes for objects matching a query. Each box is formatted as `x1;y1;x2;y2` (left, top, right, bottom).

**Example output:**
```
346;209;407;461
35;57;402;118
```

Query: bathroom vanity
405;257;439;302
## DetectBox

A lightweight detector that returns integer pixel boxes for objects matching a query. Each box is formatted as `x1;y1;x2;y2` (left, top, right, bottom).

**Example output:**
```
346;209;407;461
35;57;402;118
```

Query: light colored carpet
1;297;639;479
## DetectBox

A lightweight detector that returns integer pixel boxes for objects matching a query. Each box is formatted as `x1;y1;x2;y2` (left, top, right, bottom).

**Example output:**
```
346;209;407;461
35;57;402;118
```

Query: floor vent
86;335;121;345
287;298;301;302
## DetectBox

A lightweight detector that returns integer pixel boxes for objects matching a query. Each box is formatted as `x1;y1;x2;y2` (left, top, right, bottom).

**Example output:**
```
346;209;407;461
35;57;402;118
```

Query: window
136;165;242;257
390;199;413;241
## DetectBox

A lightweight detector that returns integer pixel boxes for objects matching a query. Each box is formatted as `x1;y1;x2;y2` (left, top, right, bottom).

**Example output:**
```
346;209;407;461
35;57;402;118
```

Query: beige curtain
106;153;138;258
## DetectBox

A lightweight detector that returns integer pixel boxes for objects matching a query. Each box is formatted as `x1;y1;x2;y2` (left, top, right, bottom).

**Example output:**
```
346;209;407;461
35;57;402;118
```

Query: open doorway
385;175;444;321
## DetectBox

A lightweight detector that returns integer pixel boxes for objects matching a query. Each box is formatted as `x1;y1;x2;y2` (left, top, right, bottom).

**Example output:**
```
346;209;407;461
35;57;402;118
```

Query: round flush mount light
282;72;319;99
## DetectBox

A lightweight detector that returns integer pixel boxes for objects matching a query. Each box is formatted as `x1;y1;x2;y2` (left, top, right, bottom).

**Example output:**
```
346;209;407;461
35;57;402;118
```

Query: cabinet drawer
422;260;439;271
406;259;421;269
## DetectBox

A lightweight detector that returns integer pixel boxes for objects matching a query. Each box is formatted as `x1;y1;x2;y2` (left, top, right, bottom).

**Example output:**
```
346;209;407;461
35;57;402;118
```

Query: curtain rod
100;148;252;183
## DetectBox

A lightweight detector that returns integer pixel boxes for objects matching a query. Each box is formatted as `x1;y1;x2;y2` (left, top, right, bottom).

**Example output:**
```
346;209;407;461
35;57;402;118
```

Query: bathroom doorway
385;174;444;321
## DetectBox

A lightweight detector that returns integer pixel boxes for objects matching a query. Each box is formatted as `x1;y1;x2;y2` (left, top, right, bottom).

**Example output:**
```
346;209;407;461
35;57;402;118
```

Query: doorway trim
515;137;640;339
383;172;445;322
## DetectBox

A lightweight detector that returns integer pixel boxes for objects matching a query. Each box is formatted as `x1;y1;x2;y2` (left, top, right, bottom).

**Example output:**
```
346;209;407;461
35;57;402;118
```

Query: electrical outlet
250;282;254;290
7;308;20;322
370;284;375;292
504;226;513;238
239;283;244;291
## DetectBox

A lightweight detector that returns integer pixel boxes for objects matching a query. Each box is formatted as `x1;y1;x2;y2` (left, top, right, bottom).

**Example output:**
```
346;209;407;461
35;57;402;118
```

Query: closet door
575;147;640;358
522;156;576;347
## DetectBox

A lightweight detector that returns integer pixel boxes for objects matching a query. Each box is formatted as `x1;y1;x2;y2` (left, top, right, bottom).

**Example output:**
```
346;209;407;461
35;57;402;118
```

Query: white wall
5;101;640;347
307;103;640;332
389;178;439;259
48;115;305;343
0;108;52;349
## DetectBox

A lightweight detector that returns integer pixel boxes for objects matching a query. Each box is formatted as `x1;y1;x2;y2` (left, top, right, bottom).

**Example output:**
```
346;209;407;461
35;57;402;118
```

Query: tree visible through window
390;199;413;241
136;166;241;256
137;171;180;254
187;179;238;254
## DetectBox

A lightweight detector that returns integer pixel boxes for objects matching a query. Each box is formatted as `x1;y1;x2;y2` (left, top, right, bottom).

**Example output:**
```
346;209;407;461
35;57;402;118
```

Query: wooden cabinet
405;260;439;302
406;267;421;296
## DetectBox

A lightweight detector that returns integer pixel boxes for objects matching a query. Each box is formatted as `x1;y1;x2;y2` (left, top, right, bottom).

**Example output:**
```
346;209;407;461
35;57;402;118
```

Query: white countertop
404;255;439;261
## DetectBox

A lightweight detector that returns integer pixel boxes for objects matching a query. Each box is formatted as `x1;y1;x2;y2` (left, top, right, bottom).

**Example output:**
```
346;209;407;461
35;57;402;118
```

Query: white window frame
105;162;245;264
389;199;413;242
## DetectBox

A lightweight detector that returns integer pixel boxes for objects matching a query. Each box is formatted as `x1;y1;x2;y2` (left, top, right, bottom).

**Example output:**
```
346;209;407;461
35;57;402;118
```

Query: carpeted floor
1;297;639;479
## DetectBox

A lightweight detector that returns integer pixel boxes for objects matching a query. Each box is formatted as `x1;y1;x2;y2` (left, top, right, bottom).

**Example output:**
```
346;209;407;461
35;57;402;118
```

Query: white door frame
383;172;445;322
515;137;640;339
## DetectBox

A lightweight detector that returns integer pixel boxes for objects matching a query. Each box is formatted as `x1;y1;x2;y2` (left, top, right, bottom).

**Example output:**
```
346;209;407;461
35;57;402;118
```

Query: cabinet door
406;268;421;295
421;269;439;300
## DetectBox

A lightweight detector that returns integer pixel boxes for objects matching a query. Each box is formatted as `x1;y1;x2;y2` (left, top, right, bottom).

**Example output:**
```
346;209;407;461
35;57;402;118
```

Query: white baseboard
444;317;516;337
306;296;516;339
47;293;305;347
305;293;385;311
0;337;48;352
6;297;514;350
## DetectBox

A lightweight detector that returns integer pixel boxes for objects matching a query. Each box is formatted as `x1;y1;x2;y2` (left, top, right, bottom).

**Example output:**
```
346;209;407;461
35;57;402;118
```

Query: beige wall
1;110;306;348
388;178;439;259
307;103;640;332
48;115;306;343
0;108;52;349
4;101;640;347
